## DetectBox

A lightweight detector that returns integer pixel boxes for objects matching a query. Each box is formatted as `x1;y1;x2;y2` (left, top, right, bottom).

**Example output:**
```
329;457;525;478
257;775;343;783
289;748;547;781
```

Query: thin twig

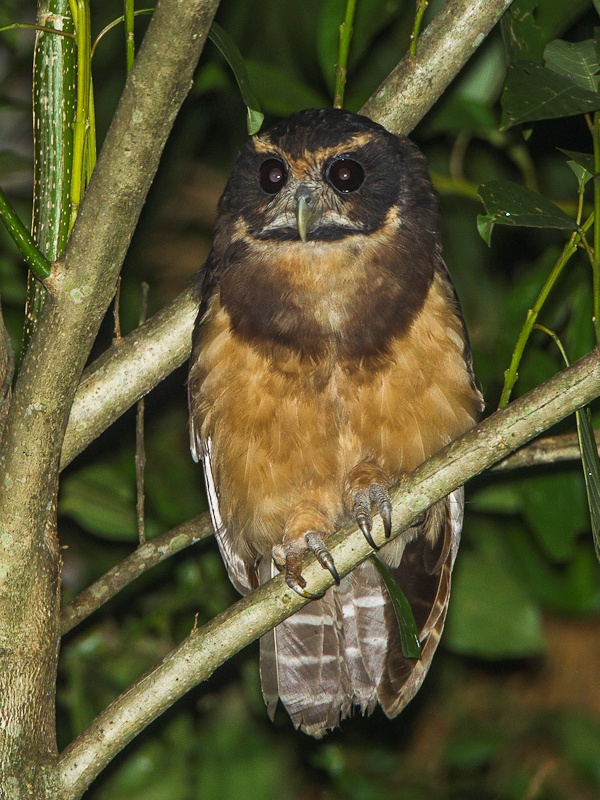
410;0;428;58
113;275;122;343
135;282;149;544
0;186;52;280
60;515;212;635
124;0;135;71
333;0;357;109
491;430;600;472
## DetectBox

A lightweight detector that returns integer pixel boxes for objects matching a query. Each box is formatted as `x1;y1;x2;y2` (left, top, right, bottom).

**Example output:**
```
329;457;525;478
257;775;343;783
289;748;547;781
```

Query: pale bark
0;0;219;794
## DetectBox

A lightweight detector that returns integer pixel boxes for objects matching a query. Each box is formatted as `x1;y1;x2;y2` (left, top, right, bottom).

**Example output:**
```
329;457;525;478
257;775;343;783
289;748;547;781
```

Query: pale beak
295;186;319;242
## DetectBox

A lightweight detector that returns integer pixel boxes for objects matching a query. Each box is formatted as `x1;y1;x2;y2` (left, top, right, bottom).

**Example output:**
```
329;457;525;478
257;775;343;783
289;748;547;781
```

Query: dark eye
259;158;287;194
326;158;365;193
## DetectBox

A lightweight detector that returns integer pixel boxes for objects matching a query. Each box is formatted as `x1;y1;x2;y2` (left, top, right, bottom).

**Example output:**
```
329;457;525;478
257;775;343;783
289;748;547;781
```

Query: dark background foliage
1;0;600;797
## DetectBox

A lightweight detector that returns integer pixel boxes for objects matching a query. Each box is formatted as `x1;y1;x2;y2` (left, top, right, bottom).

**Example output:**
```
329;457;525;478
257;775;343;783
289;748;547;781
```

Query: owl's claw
305;531;340;584
353;483;393;546
275;532;340;599
353;491;380;550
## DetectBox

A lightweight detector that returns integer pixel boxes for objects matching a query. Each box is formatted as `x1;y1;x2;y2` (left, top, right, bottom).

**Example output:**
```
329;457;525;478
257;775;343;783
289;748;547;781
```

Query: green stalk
0;187;52;280
22;0;76;359
498;213;594;408
124;0;135;71
68;0;94;228
592;111;600;344
333;0;357;109
410;0;428;58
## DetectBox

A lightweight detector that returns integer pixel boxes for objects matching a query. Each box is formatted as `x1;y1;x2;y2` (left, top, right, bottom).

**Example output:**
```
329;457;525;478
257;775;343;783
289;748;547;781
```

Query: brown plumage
188;108;483;737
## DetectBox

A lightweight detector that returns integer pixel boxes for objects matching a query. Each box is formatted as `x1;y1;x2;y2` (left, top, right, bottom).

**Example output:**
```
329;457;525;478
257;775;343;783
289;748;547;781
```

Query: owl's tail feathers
258;492;462;737
259;559;399;738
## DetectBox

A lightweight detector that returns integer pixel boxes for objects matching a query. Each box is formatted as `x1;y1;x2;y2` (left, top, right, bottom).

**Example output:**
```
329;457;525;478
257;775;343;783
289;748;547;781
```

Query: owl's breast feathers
189;229;479;558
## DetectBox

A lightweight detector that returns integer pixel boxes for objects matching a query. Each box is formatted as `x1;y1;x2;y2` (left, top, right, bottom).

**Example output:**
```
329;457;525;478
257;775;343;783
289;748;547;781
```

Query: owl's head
217;108;438;245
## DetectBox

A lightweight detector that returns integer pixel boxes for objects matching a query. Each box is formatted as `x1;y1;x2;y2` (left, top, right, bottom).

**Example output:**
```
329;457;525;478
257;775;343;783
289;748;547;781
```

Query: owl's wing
195;435;256;595
259;490;463;736
377;487;463;716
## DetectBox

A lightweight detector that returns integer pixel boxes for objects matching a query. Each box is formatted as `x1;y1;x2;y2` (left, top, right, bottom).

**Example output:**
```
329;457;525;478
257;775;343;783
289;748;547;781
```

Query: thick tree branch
60;427;600;635
61;0;514;470
361;0;513;134
492;430;600;472
60;514;212;635
0;0;219;787
57;349;600;797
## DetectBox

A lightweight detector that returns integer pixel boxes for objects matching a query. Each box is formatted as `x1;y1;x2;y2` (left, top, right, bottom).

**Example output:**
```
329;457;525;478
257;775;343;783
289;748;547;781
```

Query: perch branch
60;429;600;635
57;349;600;797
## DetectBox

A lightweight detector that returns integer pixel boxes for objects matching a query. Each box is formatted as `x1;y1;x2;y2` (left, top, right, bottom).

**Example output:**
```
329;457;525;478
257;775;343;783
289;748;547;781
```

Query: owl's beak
295;186;320;242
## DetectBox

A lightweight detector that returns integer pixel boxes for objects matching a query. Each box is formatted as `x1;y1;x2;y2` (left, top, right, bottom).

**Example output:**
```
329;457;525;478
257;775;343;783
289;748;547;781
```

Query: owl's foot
273;532;340;598
353;483;393;549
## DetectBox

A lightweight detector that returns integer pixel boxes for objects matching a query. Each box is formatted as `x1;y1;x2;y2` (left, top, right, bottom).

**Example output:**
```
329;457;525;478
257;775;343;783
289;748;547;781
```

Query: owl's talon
285;574;317;599
370;483;392;538
306;531;340;584
277;532;339;598
353;484;393;543
353;490;380;550
358;516;379;550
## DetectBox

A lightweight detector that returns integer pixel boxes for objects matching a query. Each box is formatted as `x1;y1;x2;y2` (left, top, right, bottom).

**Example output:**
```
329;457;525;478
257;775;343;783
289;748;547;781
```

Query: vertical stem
0;6;73;793
68;0;94;228
333;0;357;109
23;1;76;360
136;283;149;545
498;214;594;408
591;111;600;344
410;0;428;58
124;0;135;71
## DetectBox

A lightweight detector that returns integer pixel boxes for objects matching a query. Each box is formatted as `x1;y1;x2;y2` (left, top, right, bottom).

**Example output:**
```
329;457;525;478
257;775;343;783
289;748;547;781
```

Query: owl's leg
345;460;394;549
273;502;341;598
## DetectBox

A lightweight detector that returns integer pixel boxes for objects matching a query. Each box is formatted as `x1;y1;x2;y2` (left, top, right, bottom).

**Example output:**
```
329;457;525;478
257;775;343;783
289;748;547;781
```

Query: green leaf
544;38;600;92
470;484;523;515
576;408;600;564
519;471;589;561
446;552;545;659
244;60;328;117
60;463;139;540
478;180;578;244
501;0;592;64
208;23;264;135
246;107;264;136
559;148;595;188
371;556;422;659
500;61;600;130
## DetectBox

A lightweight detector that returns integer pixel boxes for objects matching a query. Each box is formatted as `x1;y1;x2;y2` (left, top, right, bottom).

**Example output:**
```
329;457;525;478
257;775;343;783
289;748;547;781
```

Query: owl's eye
326;158;365;193
259;158;287;194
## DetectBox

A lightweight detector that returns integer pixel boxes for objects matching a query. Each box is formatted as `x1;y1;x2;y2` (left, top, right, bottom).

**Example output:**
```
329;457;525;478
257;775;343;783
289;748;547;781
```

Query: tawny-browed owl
188;108;482;737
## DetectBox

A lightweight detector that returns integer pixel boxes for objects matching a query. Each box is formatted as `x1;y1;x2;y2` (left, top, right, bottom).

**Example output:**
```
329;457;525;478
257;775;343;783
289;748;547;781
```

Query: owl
188;108;482;737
